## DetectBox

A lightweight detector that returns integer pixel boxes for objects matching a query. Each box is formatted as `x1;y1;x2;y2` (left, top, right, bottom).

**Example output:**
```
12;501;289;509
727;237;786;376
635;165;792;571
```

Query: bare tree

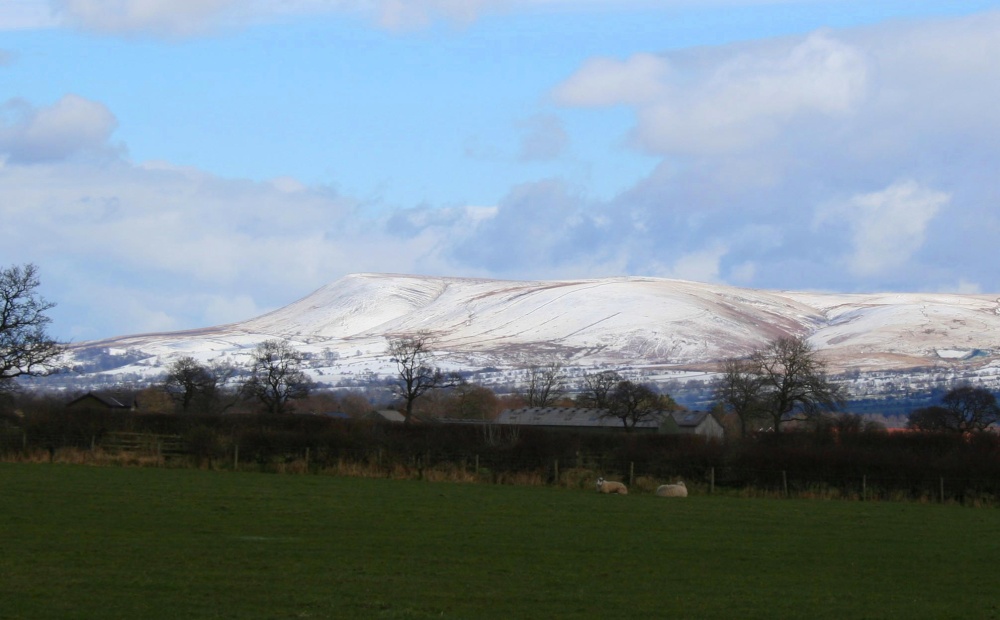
1;263;62;394
941;385;1000;432
751;336;844;432
713;357;768;436
579;370;622;408
603;380;664;431
164;357;214;412
164;356;236;413
909;386;999;432
240;340;312;414
906;405;952;432
387;332;459;424
523;362;565;407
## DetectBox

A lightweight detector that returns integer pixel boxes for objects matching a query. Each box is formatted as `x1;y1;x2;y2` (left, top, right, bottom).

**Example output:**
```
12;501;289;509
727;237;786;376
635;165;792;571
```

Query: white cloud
0;1;58;30
558;32;868;155
946;280;982;295
0;145;495;338
552;53;671;107
660;242;729;283
728;261;757;284
540;11;1000;295
818;180;949;277
0;94;118;163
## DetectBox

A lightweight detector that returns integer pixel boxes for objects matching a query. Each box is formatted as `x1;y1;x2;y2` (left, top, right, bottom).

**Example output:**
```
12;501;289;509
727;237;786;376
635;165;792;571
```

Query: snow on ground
57;274;1000;397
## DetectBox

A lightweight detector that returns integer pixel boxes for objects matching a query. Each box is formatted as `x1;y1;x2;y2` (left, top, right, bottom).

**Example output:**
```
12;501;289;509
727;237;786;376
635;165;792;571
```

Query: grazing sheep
655;481;688;498
596;477;628;495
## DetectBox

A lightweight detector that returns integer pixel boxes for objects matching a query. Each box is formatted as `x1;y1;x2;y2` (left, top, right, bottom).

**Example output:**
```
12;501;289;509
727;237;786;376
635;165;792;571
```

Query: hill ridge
56;273;1000;399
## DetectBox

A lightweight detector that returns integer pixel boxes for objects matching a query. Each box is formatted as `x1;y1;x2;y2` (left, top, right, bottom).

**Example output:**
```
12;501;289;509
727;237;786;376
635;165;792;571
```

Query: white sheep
655;481;688;498
596;477;628;495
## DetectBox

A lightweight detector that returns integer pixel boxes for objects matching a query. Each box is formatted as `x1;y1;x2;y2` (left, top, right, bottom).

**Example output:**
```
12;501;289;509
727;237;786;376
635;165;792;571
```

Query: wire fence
3;425;998;504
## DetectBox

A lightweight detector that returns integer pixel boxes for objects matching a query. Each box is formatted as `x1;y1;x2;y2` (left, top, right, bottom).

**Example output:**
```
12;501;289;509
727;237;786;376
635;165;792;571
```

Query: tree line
1;263;998;433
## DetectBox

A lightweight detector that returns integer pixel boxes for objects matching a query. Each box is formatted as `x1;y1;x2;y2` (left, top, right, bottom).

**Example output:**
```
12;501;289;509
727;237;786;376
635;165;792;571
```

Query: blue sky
2;0;999;341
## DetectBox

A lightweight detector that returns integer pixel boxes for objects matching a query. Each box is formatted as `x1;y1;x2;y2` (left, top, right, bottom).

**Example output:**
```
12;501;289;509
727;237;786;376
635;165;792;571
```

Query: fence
3;423;998;504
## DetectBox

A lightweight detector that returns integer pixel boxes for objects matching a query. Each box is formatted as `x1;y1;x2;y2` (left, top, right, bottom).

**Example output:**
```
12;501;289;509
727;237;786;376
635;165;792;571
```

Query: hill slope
60;273;1000;396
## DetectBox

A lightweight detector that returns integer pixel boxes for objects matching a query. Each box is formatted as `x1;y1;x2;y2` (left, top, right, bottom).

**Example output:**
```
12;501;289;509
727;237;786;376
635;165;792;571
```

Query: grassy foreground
1;464;998;619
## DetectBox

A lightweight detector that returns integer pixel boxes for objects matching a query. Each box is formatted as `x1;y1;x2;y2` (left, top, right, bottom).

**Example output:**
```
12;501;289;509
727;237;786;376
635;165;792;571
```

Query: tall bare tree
387;332;458;424
240;340;312;414
1;263;62;394
579;370;622;409
713;357;768;436
751;336;844;432
523;362;565;407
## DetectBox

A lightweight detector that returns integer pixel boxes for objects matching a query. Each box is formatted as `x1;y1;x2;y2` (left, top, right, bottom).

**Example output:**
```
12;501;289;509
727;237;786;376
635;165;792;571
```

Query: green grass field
1;463;998;619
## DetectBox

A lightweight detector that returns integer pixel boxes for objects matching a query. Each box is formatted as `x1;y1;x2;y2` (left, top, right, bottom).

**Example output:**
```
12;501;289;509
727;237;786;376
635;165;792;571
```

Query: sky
2;0;999;342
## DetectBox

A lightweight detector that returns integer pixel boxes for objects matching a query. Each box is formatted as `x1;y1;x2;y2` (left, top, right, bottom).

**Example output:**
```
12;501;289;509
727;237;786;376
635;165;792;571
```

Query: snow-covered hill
57;273;1000;399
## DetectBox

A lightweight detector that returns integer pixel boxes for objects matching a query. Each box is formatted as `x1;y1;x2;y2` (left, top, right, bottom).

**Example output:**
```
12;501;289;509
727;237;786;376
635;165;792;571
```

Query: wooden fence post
475;454;479;474
710;467;715;495
629;462;635;487
553;458;559;485
782;470;788;497
940;477;945;503
233;444;239;470
862;474;867;500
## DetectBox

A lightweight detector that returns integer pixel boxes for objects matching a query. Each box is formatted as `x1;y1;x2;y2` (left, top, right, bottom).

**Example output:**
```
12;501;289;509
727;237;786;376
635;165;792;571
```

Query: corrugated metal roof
494;407;721;429
65;392;132;409
497;407;667;429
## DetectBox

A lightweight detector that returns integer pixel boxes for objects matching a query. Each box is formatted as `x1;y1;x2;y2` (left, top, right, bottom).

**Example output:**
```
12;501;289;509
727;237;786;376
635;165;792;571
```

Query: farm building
65;392;135;412
659;410;726;439
362;409;407;423
494;407;724;438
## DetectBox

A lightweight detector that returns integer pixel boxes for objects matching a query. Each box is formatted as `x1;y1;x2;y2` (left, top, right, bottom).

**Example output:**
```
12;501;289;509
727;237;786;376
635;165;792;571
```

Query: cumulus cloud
0;148;495;338
552;53;671;108
541;11;1000;294
450;180;602;277
659;242;729;283
0;94;118;163
817;180;949;277
0;2;57;30
558;32;868;155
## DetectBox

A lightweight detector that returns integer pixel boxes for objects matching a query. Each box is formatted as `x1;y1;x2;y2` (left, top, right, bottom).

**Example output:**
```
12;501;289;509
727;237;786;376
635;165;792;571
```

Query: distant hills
53;273;1000;406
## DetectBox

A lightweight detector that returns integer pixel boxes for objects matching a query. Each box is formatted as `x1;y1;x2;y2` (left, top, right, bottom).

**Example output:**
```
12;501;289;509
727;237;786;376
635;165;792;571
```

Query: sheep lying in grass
655;481;688;498
596;477;628;495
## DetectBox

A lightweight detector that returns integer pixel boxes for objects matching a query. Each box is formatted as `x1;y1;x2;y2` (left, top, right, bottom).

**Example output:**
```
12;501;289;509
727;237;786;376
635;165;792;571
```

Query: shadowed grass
1;463;998;619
